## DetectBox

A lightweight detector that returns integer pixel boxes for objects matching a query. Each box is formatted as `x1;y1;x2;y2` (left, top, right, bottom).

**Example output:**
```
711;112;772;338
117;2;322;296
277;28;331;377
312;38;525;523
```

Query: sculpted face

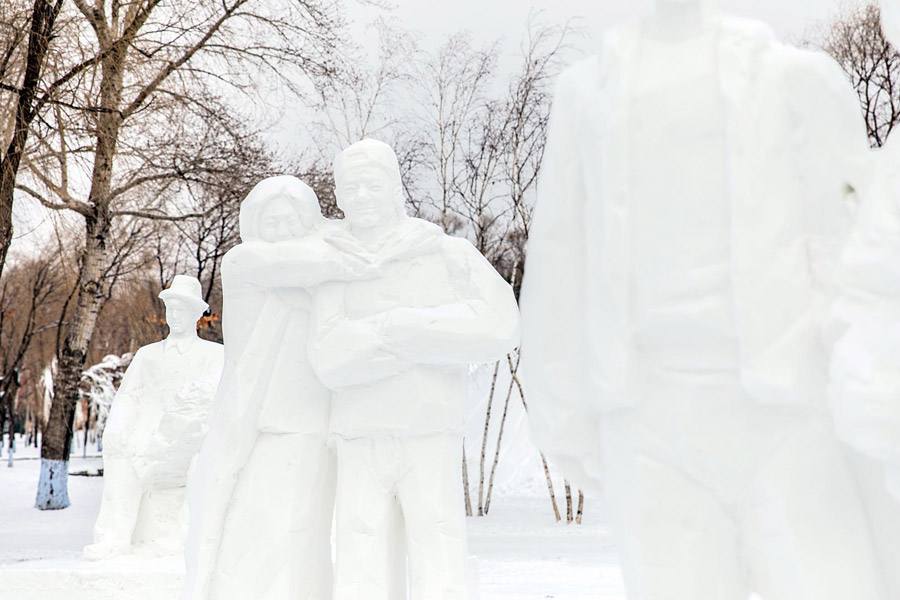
257;195;304;242
337;166;402;232
165;298;202;336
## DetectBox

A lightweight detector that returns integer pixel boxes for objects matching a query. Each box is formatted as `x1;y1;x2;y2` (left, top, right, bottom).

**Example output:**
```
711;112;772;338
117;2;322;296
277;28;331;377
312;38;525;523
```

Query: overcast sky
351;0;854;52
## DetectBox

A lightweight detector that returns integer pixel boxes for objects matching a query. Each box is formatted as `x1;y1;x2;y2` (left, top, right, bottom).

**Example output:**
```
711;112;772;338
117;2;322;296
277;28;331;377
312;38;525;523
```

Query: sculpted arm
222;236;370;290
307;282;413;389
380;238;520;365
517;65;604;490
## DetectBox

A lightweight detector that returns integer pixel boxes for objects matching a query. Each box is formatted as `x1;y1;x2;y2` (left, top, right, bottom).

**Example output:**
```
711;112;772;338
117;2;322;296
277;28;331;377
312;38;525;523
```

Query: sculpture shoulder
438;234;497;277
195;339;224;358
763;38;848;92
555;55;603;97
135;340;165;358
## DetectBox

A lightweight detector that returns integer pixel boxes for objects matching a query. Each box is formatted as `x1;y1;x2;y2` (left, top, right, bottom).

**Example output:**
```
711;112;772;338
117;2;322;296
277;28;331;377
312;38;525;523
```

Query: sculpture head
649;0;716;39
159;275;208;337
333;139;406;234
239;175;324;243
882;0;900;50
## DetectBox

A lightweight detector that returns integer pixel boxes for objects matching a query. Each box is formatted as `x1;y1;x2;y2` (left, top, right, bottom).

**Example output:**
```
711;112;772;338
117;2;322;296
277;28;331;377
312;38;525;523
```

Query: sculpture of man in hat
520;0;892;598
308;138;520;600
84;275;224;560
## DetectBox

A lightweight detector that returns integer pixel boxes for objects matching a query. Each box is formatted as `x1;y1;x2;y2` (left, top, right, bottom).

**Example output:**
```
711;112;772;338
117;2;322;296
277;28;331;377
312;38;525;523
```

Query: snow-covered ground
0;434;626;599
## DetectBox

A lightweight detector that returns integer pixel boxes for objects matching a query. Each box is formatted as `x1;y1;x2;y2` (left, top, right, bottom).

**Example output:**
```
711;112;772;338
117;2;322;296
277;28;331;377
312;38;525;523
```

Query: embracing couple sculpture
178;139;520;600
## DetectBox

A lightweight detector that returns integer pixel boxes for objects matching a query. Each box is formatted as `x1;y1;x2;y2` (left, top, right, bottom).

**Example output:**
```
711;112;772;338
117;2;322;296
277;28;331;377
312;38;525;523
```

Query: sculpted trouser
208;433;336;600
598;367;889;600
334;434;469;600
90;455;185;554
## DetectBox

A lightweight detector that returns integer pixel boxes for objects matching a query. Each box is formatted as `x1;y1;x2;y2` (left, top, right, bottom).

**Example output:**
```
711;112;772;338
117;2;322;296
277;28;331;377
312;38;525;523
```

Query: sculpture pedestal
0;555;183;600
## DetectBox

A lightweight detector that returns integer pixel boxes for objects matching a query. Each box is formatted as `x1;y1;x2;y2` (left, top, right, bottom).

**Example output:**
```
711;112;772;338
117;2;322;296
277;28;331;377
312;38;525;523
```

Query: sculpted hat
333;138;402;191
158;275;209;314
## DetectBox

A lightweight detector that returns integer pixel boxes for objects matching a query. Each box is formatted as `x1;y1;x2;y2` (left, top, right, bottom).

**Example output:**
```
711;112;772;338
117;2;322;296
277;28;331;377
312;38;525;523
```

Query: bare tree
24;0;344;509
818;2;900;147
0;0;66;283
416;33;498;231
0;251;65;465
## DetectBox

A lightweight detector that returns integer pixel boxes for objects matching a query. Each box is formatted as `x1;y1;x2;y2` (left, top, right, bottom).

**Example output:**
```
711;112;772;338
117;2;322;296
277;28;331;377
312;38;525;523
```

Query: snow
0;435;626;599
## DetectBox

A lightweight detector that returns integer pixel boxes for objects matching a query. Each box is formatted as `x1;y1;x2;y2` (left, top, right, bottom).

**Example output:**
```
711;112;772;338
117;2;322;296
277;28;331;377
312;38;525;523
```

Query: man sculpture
84;275;223;560
308;139;520;600
520;1;892;599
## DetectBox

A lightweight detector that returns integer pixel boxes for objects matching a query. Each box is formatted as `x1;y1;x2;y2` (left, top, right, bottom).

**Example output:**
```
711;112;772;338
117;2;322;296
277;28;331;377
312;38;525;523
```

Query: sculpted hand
323;235;379;280
379;307;425;358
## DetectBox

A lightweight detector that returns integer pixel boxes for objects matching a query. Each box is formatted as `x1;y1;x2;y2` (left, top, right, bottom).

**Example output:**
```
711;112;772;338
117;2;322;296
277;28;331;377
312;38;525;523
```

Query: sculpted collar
163;335;198;355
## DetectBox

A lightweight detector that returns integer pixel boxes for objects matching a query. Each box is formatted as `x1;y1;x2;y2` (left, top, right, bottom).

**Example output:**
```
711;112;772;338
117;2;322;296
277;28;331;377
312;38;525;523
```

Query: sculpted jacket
519;17;871;471
308;217;521;439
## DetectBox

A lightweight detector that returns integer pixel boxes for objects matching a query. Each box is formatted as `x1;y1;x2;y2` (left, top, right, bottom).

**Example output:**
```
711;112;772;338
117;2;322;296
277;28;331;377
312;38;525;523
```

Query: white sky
351;0;853;52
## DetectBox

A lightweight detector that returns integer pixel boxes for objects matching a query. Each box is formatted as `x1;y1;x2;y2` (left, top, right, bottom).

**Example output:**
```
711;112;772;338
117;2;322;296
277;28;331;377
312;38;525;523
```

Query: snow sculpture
306;139;520;600
519;1;894;599
84;275;223;560
181;176;382;600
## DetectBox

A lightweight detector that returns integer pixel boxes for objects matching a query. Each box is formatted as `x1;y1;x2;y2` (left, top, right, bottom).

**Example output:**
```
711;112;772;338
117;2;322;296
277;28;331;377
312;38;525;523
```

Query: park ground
0;434;626;600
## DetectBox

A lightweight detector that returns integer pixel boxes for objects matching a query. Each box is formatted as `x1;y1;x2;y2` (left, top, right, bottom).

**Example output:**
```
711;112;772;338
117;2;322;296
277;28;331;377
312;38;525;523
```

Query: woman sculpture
180;176;372;600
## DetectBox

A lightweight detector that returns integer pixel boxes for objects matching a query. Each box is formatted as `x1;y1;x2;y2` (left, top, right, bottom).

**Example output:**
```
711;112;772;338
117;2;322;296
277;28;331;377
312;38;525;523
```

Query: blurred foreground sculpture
520;0;895;598
308;139;520;600
84;276;223;560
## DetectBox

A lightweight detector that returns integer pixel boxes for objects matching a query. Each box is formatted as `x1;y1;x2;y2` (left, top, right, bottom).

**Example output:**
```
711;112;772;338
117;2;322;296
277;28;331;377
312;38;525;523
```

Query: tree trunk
0;0;64;282
37;214;111;509
564;480;573;524
540;452;560;522
36;42;125;509
82;401;91;459
6;375;19;468
575;490;584;525
484;352;519;515
477;360;500;516
462;443;473;517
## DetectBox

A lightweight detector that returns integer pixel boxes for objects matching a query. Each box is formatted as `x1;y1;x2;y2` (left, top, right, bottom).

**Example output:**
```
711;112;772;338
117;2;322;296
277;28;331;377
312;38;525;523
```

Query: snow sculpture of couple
179;139;520;600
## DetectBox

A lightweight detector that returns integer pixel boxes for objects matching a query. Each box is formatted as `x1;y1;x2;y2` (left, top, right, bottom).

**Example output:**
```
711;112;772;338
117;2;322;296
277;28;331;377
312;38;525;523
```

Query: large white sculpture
520;1;894;599
307;139;520;600
180;176;379;600
823;4;900;595
84;276;224;560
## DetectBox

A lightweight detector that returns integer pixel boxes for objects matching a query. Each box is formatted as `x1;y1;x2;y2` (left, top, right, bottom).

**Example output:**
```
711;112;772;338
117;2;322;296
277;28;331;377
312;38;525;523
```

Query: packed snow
0;434;624;600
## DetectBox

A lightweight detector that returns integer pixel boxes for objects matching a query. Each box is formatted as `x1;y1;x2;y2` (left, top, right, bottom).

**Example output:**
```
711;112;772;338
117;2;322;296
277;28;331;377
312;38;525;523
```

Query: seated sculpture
307;139;520;600
84;275;223;560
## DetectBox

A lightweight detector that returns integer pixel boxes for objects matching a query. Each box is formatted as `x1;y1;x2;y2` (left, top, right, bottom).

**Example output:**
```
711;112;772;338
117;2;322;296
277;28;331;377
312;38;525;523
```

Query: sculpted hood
238;175;323;242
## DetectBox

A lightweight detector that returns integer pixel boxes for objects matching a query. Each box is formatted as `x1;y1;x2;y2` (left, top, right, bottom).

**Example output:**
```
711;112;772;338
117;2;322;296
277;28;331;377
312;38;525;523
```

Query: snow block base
0;555;183;600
